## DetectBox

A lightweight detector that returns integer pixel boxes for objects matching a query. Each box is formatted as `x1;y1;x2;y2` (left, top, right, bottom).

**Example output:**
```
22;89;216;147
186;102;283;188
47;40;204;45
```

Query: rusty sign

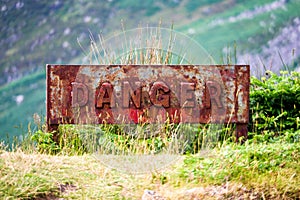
46;65;249;139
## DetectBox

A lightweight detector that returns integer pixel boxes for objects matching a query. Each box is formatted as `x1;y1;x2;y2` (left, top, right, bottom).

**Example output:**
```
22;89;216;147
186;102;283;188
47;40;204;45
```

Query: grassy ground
1;2;300;198
1;137;299;199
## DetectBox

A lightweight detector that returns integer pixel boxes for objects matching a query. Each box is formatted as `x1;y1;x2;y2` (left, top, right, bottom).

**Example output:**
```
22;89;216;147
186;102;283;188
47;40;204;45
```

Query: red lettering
149;81;170;108
95;82;115;108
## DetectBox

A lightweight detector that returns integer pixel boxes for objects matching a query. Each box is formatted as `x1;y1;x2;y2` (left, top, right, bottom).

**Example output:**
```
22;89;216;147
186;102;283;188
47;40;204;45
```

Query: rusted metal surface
46;64;249;138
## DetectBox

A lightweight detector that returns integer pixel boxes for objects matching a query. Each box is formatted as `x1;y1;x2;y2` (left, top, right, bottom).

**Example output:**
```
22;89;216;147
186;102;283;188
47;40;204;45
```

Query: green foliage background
250;71;300;134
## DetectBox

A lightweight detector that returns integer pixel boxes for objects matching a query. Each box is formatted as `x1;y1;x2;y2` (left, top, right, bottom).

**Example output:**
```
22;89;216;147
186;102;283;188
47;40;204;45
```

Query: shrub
249;70;300;135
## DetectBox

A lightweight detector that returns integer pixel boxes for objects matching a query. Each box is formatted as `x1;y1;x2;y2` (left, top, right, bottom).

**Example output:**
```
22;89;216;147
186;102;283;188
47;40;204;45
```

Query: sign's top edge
46;64;250;67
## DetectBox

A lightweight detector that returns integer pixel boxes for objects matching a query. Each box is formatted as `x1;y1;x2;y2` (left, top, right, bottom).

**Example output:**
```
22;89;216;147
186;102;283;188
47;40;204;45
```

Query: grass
0;150;145;199
1;1;300;198
1;71;299;199
1;136;299;199
2;65;297;198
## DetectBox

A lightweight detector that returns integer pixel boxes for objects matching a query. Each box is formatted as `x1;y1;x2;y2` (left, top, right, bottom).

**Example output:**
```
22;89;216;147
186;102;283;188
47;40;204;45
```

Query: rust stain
46;64;250;138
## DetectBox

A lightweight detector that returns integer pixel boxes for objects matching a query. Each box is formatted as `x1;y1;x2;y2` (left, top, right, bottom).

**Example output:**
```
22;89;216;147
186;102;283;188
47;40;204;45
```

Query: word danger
71;80;223;109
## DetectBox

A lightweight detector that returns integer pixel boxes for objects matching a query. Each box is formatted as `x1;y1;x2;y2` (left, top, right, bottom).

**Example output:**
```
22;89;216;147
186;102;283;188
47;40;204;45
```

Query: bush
249;70;300;134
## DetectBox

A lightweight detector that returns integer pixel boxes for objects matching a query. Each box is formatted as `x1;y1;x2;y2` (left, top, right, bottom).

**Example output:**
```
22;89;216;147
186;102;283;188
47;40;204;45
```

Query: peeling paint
47;65;250;138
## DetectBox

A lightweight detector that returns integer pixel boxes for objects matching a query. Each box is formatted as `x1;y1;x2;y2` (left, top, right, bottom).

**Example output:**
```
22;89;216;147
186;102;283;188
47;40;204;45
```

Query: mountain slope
1;0;300;140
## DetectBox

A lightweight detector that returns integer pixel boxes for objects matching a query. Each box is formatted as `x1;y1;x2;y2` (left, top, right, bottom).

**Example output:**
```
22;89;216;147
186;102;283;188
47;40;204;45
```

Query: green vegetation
1;0;300;198
0;71;45;142
184;0;222;12
1;70;299;199
1;132;299;199
250;71;300;135
174;139;300;199
2;0;300;139
113;0;180;16
181;0;300;53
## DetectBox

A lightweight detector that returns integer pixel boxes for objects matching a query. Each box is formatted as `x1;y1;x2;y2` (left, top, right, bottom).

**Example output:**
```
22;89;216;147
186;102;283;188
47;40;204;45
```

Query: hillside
1;0;300;140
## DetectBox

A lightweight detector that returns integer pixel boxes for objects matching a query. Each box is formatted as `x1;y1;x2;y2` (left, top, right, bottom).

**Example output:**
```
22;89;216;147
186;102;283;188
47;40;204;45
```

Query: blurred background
0;0;299;140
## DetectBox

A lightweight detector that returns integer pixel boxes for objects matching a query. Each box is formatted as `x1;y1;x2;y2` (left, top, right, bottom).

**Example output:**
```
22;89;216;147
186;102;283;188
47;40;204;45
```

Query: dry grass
0;150;148;199
1;139;299;199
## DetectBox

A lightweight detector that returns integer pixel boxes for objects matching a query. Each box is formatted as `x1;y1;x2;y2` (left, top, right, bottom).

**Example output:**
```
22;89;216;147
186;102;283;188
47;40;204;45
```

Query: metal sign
46;65;249;140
